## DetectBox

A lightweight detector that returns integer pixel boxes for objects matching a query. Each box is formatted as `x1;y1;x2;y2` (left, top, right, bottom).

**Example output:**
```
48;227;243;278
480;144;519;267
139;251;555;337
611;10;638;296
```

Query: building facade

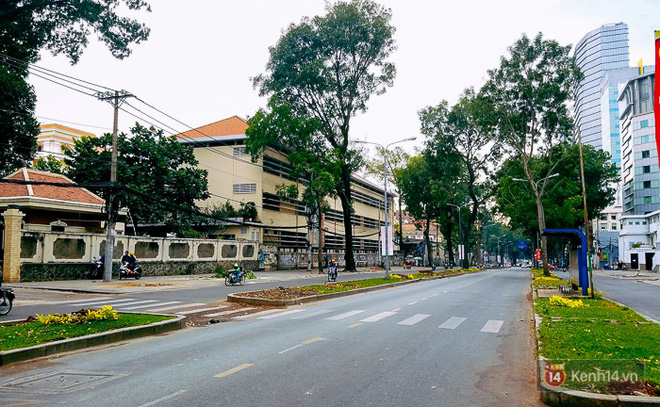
619;72;657;216
177;116;394;269
36;124;95;161
574;23;630;149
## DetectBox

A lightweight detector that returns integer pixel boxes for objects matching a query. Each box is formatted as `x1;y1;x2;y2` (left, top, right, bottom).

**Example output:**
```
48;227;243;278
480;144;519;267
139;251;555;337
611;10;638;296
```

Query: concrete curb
531;287;660;405
0;314;185;367
227;271;478;306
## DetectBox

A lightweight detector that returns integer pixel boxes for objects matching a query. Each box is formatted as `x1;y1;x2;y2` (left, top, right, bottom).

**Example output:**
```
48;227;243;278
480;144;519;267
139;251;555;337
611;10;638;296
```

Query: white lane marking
347;323;363;329
259;309;305;319
439;317;467;330
203;307;255;317
408;301;418;305
430;294;438;297
112;300;160;308
360;311;397;323
60;296;113;304
391;308;402;312
325;310;365;321
480;320;504;334
279;344;304;354
122;301;181;310
398;314;431;326
73;298;136;306
177;305;228;315
291;310;334;320
420;298;428;301
137;389;187;407
150;303;205;312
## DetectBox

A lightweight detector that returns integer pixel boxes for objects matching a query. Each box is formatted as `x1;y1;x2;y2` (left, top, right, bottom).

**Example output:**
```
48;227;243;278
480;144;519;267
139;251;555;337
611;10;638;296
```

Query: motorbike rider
329;258;338;273
230;263;243;281
121;251;137;271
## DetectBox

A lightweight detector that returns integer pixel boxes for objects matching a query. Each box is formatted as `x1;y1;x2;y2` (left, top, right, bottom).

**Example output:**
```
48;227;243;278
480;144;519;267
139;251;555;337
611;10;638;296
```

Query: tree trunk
339;165;356;272
317;205;324;274
535;194;550;276
443;221;455;266
424;216;433;267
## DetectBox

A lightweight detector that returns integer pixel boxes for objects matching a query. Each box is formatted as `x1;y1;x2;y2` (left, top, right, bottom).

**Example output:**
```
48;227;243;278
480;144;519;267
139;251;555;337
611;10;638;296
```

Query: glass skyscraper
574;23;630;150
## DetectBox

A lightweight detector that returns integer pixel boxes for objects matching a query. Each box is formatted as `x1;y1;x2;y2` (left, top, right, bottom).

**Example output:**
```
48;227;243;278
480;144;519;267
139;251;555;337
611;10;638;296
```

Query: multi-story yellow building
177;116;395;268
36;124;95;161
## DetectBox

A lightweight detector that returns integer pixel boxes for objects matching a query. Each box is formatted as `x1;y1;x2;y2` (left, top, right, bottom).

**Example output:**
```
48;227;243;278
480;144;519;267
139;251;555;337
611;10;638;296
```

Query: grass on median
531;268;567;289
535;297;660;390
0;313;173;352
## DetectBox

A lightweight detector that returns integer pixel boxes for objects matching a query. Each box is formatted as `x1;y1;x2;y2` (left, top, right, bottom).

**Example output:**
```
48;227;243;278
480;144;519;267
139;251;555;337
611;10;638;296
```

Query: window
644;196;652;204
644;181;652;189
611;224;617;230
241;228;247;235
233;147;249;156
640;119;649;128
600;223;607;230
233;183;257;194
642;150;651;159
643;166;651;174
610;215;617;220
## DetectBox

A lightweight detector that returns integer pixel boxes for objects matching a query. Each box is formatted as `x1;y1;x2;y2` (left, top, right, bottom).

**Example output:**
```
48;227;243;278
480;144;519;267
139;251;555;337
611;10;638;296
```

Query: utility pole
97;90;133;282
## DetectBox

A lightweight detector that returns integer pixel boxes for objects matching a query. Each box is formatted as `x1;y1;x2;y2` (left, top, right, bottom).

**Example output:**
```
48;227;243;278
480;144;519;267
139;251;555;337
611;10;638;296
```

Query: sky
28;0;660;158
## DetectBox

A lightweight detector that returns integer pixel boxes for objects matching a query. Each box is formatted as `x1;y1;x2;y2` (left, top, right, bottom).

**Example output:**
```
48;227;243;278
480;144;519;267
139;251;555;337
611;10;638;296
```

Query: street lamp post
356;137;416;279
448;203;462;267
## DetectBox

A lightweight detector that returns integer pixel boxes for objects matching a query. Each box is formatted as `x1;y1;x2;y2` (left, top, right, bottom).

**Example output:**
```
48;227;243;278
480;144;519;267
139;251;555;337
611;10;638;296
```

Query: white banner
381;226;394;256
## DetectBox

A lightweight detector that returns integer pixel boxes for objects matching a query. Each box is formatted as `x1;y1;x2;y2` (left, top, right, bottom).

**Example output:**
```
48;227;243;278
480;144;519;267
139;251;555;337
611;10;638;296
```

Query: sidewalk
6;266;404;295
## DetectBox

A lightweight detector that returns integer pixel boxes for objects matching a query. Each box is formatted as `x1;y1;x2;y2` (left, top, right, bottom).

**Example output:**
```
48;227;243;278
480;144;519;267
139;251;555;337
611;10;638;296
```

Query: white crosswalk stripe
480;319;504;334
204;307;255;317
177;305;228;315
112;300;160;309
291;310;334;320
259;309;306;319
325;310;365;321
73;298;137;307
150;303;205;312
122;301;181;311
439;316;466;330
397;314;430;326
60;297;113;304
360;311;397;323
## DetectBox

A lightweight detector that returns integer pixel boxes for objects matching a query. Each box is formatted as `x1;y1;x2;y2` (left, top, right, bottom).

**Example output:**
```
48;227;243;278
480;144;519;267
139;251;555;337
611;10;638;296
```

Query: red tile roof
176;116;248;140
0;168;105;206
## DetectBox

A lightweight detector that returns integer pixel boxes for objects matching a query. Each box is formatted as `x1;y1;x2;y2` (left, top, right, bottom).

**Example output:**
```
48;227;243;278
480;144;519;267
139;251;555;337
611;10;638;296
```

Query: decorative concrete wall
7;230;259;281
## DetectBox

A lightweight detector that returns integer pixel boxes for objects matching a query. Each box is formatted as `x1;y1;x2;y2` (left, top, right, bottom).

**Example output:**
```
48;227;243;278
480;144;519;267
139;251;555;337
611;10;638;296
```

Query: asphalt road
555;269;660;321
0;268;542;406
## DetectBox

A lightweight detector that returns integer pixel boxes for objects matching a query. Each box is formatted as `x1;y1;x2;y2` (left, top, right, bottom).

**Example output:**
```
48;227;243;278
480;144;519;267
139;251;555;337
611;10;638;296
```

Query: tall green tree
32;155;64;174
479;32;582;275
494;142;618;236
65;124;209;232
0;0;151;176
420;89;499;267
250;0;396;271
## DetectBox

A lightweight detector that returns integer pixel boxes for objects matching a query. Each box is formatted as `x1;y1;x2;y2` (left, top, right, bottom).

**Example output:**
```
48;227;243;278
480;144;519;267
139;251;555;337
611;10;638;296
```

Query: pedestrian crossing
56;297;248;317
257;307;506;334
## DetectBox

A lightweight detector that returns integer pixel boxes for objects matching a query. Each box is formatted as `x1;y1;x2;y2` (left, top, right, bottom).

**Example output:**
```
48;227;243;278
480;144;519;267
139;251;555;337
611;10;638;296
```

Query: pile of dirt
233;286;319;300
603;380;659;396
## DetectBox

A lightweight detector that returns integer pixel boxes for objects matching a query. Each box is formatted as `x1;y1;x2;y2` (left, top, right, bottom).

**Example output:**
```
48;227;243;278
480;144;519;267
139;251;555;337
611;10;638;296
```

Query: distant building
36;124;95;161
574;23;630;149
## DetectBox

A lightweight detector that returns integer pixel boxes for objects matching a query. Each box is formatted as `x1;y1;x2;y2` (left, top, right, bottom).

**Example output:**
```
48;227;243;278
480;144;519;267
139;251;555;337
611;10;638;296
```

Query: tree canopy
249;0;397;271
494;142;618;234
0;0;151;176
65;124;209;232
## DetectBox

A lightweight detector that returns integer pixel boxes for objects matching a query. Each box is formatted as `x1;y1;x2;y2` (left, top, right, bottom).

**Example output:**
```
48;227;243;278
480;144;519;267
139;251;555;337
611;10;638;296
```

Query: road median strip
530;269;660;405
227;268;482;306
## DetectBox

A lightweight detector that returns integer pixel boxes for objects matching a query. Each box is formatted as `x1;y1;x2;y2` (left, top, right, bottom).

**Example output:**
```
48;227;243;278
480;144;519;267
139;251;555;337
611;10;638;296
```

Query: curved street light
355;137;416;279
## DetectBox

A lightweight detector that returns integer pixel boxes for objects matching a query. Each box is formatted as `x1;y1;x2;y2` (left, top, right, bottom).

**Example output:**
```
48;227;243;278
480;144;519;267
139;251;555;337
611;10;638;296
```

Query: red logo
543;363;566;387
535;249;542;261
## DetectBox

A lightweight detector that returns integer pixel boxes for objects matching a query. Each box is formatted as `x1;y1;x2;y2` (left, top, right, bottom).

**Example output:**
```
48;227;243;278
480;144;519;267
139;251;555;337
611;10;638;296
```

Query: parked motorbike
0;286;15;315
225;267;245;286
90;256;104;279
119;261;142;280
